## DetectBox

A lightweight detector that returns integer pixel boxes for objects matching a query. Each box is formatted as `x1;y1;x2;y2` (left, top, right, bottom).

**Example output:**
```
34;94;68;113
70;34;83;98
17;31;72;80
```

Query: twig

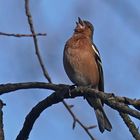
119;112;140;140
110;96;140;111
62;101;96;140
25;0;51;83
0;99;6;140
0;32;46;37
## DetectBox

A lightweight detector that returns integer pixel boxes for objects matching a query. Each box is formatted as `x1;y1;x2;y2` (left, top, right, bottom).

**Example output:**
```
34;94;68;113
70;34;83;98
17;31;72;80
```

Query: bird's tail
86;97;112;133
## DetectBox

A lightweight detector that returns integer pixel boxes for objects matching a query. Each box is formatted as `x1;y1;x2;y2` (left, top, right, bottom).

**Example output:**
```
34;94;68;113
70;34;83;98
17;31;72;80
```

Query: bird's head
74;17;94;39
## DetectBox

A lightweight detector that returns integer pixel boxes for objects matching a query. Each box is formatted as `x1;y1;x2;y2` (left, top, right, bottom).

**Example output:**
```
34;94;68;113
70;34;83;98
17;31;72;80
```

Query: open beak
76;17;85;28
78;17;84;26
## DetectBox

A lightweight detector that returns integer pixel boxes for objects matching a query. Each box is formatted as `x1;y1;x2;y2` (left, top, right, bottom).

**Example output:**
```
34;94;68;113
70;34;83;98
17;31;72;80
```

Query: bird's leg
68;84;77;96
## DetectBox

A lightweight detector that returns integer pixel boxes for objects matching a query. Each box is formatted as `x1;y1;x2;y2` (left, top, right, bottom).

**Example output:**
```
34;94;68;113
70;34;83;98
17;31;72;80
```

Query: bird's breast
63;42;99;87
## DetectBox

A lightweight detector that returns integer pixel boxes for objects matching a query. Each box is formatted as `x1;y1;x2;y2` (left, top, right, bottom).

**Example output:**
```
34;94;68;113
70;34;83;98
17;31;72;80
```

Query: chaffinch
63;17;112;133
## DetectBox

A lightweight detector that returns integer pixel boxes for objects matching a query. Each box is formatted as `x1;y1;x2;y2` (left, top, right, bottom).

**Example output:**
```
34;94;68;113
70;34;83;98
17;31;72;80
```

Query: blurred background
0;0;140;139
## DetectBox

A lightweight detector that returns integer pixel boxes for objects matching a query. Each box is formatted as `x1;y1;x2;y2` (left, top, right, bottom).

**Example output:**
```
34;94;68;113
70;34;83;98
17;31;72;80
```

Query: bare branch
87;125;97;130
62;101;96;140
0;100;6;140
0;82;139;139
0;32;46;37
0;82;140;119
73;87;140;120
16;91;61;140
24;0;51;83
119;112;140;140
111;96;140;111
16;90;96;140
0;82;61;95
14;84;140;140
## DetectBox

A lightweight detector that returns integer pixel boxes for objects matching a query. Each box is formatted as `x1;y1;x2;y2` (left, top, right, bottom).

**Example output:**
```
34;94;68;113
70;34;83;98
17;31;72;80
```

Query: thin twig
62;101;96;140
0;32;46;37
109;95;140;111
25;0;51;83
119;112;140;140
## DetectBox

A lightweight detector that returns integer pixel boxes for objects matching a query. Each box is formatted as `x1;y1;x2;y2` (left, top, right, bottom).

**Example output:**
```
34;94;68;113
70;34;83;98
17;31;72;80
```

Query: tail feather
86;97;112;133
95;108;112;133
95;109;105;133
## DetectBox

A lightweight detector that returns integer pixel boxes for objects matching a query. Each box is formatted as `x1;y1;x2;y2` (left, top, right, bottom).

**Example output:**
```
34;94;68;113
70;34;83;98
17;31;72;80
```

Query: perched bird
63;17;112;133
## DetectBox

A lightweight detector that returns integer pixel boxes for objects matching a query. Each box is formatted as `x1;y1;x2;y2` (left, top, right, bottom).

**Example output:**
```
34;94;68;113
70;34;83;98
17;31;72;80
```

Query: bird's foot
68;84;76;96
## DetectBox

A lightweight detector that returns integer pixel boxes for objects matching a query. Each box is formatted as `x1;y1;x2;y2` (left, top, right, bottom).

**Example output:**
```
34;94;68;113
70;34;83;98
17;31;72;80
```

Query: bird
63;17;112;133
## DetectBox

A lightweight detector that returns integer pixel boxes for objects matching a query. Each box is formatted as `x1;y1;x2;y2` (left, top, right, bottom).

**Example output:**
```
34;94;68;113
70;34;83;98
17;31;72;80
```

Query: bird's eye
87;25;91;29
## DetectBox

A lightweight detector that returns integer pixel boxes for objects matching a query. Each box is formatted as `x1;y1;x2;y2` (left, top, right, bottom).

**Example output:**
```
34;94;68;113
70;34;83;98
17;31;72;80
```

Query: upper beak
76;17;84;27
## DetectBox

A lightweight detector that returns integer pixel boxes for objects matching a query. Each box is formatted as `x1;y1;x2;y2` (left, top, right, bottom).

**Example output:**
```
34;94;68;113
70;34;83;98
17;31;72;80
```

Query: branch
119;112;140;140
14;85;140;140
0;82;61;95
0;82;139;139
16;91;61;140
0;32;46;37
25;0;51;83
62;101;96;140
111;96;140;111
74;87;140;120
16;90;96;140
0;82;97;139
0;100;6;140
0;82;140;118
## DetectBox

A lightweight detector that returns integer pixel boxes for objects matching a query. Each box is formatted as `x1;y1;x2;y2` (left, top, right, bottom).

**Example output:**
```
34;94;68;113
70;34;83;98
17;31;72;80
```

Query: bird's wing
92;43;104;92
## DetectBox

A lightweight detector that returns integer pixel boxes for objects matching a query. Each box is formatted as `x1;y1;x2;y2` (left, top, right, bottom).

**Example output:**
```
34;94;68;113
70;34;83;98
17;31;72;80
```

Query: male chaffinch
63;17;112;133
